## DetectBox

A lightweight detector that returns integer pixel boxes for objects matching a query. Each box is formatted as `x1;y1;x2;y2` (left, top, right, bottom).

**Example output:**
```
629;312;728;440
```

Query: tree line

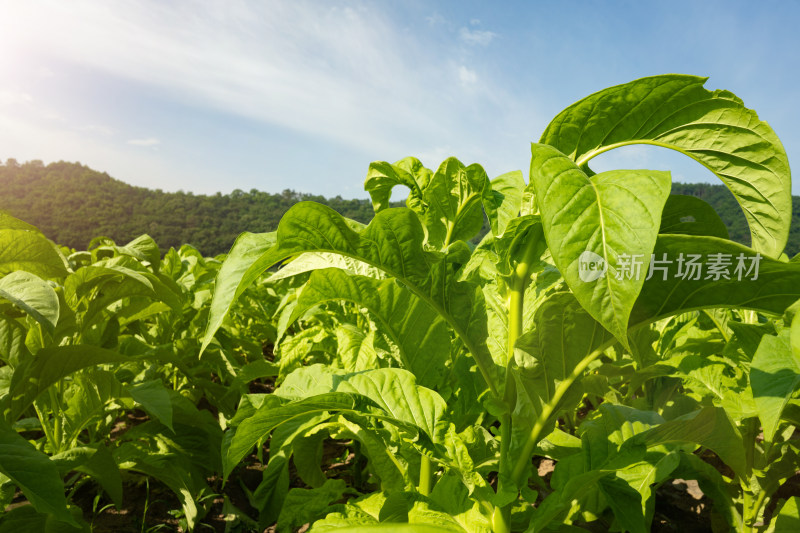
1;159;798;257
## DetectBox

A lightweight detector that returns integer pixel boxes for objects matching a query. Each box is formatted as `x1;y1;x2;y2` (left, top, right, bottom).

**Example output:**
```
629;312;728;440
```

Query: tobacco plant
205;75;800;532
0;220;278;530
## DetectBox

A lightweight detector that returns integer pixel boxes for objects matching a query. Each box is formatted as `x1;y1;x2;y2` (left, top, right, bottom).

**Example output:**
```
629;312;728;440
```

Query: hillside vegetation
1;159;798;256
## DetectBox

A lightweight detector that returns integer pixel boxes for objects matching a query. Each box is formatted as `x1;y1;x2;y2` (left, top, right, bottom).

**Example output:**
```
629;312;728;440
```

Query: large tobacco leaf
630;234;800;325
529;143;670;346
540;74;791;257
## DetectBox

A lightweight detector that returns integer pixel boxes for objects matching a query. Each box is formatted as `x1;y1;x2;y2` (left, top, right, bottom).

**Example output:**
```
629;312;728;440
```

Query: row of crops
2;74;800;532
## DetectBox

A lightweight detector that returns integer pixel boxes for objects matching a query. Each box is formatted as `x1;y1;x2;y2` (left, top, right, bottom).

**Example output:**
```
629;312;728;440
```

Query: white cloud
426;11;446;26
458;66;478;86
0;1;464;157
459;27;496;46
0;1;538;195
127;138;160;147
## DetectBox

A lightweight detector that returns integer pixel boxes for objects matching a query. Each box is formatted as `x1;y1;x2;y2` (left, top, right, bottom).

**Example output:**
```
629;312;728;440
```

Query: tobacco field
2;74;800;532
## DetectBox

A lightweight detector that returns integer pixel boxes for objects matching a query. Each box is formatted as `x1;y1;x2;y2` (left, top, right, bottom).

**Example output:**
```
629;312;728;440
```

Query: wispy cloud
0;1;481;157
127;138;160;147
459;27;496;46
426;11;446;26
458;66;478;86
0;1;535;195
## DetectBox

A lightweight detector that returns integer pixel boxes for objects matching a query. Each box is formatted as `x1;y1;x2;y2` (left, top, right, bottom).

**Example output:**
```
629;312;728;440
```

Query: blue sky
1;0;798;198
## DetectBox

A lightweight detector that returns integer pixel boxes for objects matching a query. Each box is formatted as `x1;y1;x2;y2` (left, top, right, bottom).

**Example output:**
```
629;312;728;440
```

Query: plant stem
492;232;540;533
509;345;608;487
418;455;433;496
491;506;511;533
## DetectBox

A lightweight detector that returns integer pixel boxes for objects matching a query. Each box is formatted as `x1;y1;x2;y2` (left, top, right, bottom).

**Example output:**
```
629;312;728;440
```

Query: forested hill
1;159;799;256
0;160;383;255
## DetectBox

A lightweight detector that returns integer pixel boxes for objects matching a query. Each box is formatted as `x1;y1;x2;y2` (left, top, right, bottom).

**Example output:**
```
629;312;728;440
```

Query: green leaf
64;263;181;331
331;418;408;491
597;476;647;533
633;406;746;479
268;252;385;282
336;368;447;444
491;216;544;277
0;271;59;334
423;158;491;247
365;157;431;214
97;234;161;270
201;231;276;354
225;393;374;478
528;470;610;531
669;451;741;529
0;505;87;532
579;404;664;469
0;316;30;366
291;429;328;488
751;330;800;443
513;293;613;444
227;370;444;480
541;74;791;257
121;234;160;270
4;345;132;421
335;325;380;373
630;235;800;326
129;380;174;433
0;213;39;232
276;364;337;399
76;445;122;510
0;229;69;279
61;369;124;447
484;171;525;239
50;445;122;509
114;443;201;530
529;143;670;346
288;269;451;389
277;479;348;532
0;422;73;524
659;194;729;239
766;497;800;533
314;524;462;533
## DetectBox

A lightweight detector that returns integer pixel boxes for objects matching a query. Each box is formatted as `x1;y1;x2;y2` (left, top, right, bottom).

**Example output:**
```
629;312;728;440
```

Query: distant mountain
1;159;798;256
